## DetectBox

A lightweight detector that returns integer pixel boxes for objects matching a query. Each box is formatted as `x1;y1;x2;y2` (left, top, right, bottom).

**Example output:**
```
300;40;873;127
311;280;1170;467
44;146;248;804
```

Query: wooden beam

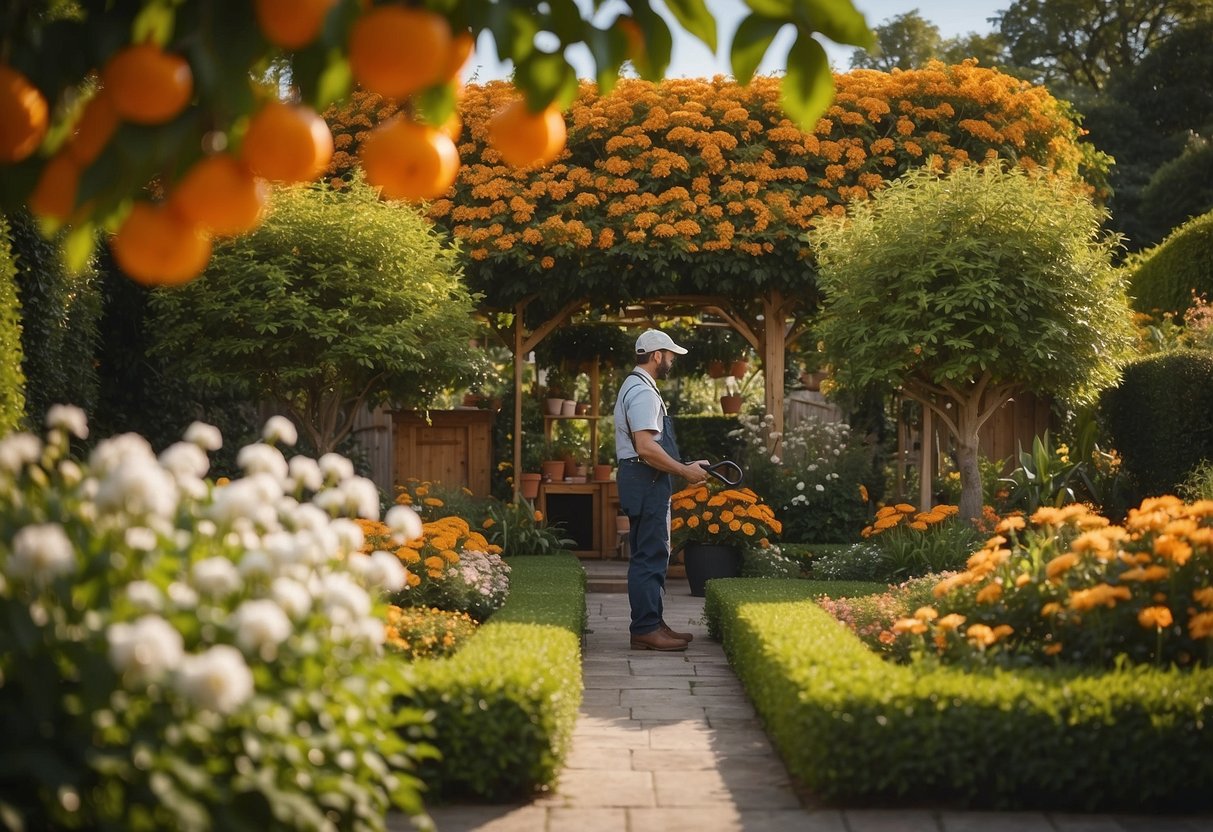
761;290;787;443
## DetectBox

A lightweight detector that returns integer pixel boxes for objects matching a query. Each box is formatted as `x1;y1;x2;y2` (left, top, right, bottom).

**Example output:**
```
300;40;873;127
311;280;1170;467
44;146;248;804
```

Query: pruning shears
700;459;743;487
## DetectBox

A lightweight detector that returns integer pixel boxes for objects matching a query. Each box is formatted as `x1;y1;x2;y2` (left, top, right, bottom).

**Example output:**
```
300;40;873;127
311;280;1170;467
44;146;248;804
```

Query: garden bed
705;578;1213;811
408;553;586;801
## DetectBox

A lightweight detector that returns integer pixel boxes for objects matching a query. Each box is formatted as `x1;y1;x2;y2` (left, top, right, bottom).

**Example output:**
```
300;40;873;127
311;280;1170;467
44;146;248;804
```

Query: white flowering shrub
732;413;872;543
0;408;434;831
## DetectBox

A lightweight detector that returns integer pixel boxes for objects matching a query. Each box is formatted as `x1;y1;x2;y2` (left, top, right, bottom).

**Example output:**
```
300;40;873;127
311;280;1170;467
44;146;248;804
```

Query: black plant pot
683;542;743;597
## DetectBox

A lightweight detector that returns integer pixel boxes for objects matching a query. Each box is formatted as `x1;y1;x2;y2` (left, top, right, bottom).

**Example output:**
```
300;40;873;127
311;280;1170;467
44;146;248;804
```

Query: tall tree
850;10;942;70
149;179;485;456
815;165;1136;521
995;0;1212;94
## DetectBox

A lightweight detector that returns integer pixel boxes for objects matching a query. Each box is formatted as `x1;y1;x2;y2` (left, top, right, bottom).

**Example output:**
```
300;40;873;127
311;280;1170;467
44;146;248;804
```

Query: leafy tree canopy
332;64;1101;323
148;178;485;455
849;10;944;71
994;0;1212;95
815;164;1135;518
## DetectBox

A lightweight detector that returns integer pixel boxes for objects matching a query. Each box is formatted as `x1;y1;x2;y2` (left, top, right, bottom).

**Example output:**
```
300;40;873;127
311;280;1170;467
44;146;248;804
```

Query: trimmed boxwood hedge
705;579;1213;811
409;554;586;801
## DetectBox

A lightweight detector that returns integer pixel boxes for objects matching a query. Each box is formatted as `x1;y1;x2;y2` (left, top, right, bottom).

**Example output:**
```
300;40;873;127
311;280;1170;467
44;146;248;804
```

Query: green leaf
132;0;175;46
516;53;578;111
744;0;794;17
730;14;784;85
794;0;874;49
62;224;97;275
664;0;717;51
414;82;458;127
629;3;673;80
780;33;834;130
587;25;628;96
314;55;352;111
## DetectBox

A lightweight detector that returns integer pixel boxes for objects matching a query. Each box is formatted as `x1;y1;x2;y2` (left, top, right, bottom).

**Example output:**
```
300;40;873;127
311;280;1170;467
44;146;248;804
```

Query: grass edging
410;554;586;801
705;578;1213;810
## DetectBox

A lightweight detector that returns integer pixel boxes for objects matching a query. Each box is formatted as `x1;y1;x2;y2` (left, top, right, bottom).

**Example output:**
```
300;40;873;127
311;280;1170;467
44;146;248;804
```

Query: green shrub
410;554;585;800
670;414;745;463
1137;140;1213;248
705;579;1213;810
1100;349;1213;496
1128;210;1213;318
0;216;24;435
483;497;576;556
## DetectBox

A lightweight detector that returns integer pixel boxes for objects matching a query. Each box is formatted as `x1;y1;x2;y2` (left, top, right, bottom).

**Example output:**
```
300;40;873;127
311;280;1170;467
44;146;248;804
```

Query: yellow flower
936;613;965;631
742;523;756;536
1043;643;1063;655
1118;565;1169;582
708;523;720;534
996;515;1025;533
687;516;700;529
534;511;543;521
1068;583;1131;612
1046;552;1080;581
892;617;926;634
1154;535;1193;565
975;583;1003;604
424;556;446;571
1040;602;1062;617
483;518;495;529
913;606;938;622
858;484;869;502
1192;587;1213;608
1137;606;1173;630
424;497;444;507
1189;611;1213;639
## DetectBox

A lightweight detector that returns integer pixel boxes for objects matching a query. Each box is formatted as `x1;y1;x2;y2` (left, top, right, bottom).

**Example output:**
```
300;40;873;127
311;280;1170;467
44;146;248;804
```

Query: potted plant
593;436;616;482
670;481;782;596
543;367;573;416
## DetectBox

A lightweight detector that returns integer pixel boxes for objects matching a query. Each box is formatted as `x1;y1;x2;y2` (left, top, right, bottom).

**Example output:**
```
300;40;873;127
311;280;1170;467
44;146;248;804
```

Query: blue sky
467;0;1008;82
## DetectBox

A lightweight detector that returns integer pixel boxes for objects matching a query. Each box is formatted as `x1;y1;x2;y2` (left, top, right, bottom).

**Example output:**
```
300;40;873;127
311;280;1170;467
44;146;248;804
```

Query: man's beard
655;360;671;380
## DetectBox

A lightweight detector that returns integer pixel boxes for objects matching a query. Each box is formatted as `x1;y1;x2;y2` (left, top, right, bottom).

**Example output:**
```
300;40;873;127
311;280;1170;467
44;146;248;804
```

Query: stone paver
414;572;1213;832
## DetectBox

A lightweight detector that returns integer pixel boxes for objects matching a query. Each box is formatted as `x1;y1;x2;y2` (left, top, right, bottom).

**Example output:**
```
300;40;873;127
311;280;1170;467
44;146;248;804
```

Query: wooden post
919;406;933;510
512;301;526;501
761;291;787;443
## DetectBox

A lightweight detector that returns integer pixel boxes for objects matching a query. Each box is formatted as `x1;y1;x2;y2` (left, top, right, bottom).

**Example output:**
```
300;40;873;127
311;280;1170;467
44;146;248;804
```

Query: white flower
210;475;283;526
191;557;242;596
236;443;288;481
239;549;274;579
329;518;365;556
341;477;380;519
231;599;293;658
176;644;254;714
287;456;323;492
0;433;42;473
367;551;406;593
318;453;355;484
385;505;423;543
159;442;210;480
107;615;184;681
46;404;88;439
320;573;372;622
125;580;163;612
262;416;298;447
770;454;780;464
312;488;346;516
123;526;157;551
796;482;805;491
58;459;83;485
167;581;199;609
815;484;825;492
183;421;222;451
271;577;312;620
10;523;75;585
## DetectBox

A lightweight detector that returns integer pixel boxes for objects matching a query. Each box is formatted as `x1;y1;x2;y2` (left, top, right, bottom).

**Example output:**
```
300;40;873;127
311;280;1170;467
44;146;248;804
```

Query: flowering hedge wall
326;62;1099;314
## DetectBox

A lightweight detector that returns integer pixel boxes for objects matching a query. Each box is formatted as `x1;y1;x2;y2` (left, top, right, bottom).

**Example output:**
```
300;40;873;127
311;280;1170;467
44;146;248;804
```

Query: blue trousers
618;460;672;636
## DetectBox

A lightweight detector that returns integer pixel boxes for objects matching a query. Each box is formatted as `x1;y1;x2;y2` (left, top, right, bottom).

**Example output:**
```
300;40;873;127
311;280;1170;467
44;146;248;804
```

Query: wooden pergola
485;288;817;498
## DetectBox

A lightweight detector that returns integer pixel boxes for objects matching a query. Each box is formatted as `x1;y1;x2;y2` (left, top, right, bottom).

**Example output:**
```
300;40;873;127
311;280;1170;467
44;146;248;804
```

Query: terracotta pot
707;359;726;379
730;359;749;378
540;460;565;481
560;399;577;416
720;394;743;414
519;473;541;499
564;458;579;478
800;370;827;391
575;402;591;415
593;464;613;482
615;515;630;533
462;393;481;407
545;397;564;416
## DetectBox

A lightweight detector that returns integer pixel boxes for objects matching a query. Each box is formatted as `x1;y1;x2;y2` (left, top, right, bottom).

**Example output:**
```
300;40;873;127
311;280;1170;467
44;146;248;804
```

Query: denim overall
617;375;681;636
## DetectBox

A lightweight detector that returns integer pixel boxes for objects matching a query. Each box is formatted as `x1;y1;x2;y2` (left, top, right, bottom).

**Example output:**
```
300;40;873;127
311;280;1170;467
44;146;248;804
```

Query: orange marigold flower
1137;606;1173;630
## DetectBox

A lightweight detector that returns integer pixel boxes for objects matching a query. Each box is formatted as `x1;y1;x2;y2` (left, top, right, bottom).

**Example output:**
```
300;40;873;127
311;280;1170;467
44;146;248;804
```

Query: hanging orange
169;153;269;235
28;153;80;222
64;90;119;166
240;101;333;183
358;115;459;202
0;64;48;163
487;100;567;168
102;44;193;125
110;202;212;286
348;5;450;99
255;0;338;49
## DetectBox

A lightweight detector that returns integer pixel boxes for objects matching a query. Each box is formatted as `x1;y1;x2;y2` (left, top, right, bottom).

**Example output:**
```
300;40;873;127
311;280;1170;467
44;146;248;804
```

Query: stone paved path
411;583;1213;832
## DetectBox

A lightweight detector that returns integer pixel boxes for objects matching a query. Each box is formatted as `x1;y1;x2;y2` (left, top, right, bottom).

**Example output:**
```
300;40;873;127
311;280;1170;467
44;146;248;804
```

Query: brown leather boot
630;629;688;651
660;620;693;642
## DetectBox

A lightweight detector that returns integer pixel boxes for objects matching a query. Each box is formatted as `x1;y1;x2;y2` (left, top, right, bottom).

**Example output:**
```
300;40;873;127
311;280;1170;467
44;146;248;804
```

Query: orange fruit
348;6;451;99
445;31;475;80
65;90;119;166
169;153;269;235
110;202;212;286
102;44;193;125
358;115;459;202
439;112;462;143
28;153;80;221
487;100;567;168
240;101;333;182
255;0;338;49
0;65;48;163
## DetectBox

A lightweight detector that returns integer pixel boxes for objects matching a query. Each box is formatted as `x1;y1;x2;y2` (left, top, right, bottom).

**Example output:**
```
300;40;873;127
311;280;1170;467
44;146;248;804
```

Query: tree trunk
956;427;983;524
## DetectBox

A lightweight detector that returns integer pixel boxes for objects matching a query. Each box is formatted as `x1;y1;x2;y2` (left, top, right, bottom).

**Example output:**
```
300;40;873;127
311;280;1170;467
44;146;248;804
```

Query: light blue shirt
614;371;665;459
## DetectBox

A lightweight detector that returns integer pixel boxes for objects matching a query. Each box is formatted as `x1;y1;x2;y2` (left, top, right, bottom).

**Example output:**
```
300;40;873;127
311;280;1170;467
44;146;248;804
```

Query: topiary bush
0;216;25;435
1128;210;1213;318
1100;349;1213;496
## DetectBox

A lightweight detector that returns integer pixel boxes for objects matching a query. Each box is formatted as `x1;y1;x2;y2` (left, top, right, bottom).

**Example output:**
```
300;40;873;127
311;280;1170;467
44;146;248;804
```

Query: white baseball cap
635;329;688;355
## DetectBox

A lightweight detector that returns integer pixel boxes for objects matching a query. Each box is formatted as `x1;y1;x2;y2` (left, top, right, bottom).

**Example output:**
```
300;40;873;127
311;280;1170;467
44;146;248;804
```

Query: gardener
614;329;710;651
